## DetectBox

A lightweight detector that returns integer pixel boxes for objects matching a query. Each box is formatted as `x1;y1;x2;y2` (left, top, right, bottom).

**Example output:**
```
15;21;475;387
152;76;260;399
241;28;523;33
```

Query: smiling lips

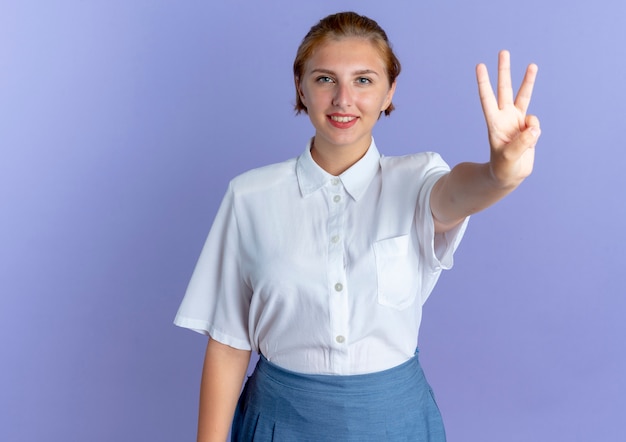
328;114;358;129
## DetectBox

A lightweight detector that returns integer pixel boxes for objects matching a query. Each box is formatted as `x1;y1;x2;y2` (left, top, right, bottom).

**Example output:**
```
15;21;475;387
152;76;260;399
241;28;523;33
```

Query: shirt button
334;283;343;292
335;335;346;344
331;235;340;244
333;195;341;203
331;178;340;185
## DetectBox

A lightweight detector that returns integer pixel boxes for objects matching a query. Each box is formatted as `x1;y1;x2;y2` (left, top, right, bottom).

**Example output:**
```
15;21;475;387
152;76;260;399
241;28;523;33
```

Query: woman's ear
382;81;397;111
295;77;306;104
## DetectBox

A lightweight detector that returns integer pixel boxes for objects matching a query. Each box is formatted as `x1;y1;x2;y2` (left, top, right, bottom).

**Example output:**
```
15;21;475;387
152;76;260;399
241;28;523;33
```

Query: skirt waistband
256;351;423;396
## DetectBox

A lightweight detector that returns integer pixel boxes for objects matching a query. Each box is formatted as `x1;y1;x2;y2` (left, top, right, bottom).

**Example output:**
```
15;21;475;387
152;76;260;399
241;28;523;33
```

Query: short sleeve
173;182;252;350
415;153;469;300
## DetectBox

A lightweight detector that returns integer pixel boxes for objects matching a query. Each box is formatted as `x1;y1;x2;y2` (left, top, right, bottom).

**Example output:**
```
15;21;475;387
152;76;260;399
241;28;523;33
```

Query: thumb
511;114;541;153
525;114;541;142
495;115;540;163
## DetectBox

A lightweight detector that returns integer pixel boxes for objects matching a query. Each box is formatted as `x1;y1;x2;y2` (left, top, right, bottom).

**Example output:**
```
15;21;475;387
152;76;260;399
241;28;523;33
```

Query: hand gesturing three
477;50;541;186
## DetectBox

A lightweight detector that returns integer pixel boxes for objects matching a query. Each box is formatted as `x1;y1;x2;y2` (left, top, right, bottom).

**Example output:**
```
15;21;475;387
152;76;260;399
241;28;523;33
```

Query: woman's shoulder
379;151;448;171
229;157;298;195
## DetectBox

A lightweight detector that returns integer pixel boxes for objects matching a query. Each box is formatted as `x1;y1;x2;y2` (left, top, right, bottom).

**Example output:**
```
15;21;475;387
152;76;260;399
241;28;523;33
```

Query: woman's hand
431;50;542;232
476;50;541;187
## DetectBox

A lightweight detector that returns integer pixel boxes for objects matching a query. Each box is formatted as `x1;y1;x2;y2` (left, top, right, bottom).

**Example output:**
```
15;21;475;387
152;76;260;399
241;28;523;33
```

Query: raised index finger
514;63;538;114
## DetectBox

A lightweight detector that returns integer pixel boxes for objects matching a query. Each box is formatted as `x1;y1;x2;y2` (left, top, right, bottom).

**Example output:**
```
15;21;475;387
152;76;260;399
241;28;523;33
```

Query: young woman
175;11;540;442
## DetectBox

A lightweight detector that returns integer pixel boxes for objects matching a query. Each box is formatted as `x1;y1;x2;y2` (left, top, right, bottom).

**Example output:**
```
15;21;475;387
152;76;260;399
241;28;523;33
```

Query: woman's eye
357;77;372;84
316;76;333;83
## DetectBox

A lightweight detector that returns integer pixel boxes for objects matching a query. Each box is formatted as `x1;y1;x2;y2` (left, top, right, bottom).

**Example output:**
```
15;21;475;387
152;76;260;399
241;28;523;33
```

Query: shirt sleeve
415;153;469;301
173;182;253;350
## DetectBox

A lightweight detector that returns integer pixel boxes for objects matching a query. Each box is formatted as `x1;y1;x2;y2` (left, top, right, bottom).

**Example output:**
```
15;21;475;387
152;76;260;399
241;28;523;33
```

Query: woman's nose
332;83;353;108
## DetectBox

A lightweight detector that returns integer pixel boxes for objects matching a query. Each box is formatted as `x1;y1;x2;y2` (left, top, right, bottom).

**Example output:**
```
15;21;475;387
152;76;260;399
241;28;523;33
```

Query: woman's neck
310;136;371;176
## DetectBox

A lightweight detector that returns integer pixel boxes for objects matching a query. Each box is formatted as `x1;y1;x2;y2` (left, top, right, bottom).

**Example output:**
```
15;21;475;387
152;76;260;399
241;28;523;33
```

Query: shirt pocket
373;235;417;310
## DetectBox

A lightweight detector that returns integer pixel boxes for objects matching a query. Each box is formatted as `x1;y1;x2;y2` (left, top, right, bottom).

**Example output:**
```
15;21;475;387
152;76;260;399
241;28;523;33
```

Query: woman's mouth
328;114;358;128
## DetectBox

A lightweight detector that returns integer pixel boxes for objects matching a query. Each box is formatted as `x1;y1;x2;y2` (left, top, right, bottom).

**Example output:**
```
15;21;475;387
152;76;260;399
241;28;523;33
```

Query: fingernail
529;127;541;138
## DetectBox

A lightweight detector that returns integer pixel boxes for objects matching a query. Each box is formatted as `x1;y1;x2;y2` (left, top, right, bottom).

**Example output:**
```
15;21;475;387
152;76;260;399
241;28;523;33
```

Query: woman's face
297;37;396;156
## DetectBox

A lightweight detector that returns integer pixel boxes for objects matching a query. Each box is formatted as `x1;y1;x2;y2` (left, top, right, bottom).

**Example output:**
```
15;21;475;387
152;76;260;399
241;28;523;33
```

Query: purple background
2;0;625;440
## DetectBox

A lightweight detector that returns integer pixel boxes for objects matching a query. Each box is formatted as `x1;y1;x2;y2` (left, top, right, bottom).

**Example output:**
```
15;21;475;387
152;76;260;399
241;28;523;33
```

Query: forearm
197;338;251;442
430;161;522;232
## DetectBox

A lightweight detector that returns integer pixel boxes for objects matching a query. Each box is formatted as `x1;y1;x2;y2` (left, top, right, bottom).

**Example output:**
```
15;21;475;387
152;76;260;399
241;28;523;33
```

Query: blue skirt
232;352;446;441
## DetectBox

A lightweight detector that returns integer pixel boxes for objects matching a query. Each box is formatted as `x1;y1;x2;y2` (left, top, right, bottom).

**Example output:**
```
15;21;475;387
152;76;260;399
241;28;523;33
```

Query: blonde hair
293;11;401;116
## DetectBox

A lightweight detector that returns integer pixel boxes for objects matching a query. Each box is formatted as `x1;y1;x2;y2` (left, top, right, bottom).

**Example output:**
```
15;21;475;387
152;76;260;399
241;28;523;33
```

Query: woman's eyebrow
309;68;381;77
353;69;380;77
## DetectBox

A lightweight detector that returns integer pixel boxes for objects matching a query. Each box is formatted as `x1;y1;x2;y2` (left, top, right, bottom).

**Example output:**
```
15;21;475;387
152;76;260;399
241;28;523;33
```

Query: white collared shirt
174;139;468;375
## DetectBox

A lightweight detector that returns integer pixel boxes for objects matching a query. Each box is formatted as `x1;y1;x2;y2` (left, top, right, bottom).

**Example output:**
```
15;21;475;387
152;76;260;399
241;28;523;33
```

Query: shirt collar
296;137;381;201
